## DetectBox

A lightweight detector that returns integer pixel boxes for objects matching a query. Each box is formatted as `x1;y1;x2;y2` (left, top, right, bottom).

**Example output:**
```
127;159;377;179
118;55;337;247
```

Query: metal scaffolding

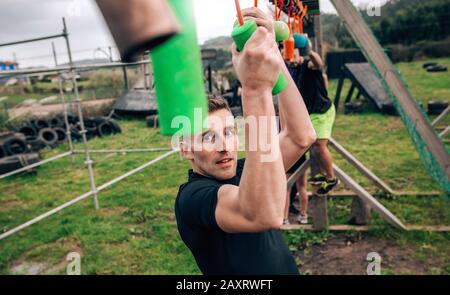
0;18;176;241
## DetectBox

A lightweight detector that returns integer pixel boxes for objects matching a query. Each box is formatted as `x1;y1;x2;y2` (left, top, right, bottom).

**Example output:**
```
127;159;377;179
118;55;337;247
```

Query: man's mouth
216;158;233;165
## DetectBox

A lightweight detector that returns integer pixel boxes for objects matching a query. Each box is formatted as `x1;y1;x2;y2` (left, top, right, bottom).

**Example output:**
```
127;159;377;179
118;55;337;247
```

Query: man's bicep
215;185;270;233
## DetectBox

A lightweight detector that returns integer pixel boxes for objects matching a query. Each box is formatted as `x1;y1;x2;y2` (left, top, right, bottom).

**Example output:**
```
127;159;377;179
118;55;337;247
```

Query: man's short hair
208;94;231;113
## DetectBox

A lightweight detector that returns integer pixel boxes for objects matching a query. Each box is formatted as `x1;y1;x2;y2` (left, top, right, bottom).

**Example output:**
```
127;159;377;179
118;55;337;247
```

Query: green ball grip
150;0;207;136
233;20;290;43
231;20;288;95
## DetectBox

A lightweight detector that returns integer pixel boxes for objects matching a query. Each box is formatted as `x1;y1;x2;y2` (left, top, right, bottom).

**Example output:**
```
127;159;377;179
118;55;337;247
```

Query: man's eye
203;132;214;142
225;128;235;137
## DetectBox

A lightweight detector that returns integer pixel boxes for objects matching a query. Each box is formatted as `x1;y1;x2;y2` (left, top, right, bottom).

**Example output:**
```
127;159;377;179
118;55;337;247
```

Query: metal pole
0;151;72;179
122;66;129;91
58;74;74;155
108;46;113;62
0;149;177;241
0;60;151;77
73;148;172;154
208;64;212;93
51;42;58;66
63;17;100;210
0;33;65;47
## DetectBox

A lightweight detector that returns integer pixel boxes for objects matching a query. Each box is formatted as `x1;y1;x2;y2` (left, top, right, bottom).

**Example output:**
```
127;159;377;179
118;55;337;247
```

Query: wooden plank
333;164;407;230
281;224;450;232
308;191;442;197
281;224;370;231
329;137;395;195
439;126;450;137
287;159;311;189
407;225;450;232
330;0;450;189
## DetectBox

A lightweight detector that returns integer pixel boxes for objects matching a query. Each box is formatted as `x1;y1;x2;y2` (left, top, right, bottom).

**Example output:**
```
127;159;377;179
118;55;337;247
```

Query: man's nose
215;134;232;152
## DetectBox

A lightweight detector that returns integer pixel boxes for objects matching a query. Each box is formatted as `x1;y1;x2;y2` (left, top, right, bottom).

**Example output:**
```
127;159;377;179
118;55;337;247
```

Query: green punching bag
150;0;207;136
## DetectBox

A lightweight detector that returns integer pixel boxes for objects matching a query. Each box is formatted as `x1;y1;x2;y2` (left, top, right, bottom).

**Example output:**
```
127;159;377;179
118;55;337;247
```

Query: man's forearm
309;51;324;70
238;87;286;226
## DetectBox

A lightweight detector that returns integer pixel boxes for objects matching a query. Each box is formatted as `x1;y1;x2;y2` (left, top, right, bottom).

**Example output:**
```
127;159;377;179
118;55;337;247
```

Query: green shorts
310;105;336;139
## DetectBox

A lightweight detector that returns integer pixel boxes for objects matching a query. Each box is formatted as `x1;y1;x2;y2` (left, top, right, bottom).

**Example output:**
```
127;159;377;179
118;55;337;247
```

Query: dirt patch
293;234;443;275
9;238;83;275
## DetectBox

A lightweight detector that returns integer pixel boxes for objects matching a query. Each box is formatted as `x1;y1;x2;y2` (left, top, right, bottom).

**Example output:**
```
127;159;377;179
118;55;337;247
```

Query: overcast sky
0;0;384;68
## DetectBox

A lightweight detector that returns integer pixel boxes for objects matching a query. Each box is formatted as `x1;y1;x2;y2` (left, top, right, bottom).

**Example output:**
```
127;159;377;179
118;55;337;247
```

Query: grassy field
0;58;449;275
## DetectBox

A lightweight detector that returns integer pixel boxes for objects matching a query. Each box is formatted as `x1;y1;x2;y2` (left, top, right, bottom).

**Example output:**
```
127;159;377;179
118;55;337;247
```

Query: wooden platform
281;224;450;232
343;63;394;114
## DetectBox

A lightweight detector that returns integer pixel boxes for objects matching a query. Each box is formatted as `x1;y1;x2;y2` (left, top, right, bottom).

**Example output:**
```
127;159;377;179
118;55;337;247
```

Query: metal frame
0;19;175;242
0;149;177;241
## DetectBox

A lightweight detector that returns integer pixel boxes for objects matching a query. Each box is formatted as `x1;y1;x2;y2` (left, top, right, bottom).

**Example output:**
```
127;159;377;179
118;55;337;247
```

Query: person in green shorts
286;42;338;203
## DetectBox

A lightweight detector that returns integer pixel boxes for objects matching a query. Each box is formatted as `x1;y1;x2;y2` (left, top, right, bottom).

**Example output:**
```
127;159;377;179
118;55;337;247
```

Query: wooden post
348;196;372;225
313;14;323;59
309;149;329;230
345;83;356;103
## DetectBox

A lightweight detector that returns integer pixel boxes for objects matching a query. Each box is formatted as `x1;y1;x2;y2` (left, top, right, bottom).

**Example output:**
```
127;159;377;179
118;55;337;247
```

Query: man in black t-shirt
285;42;339;199
175;8;316;275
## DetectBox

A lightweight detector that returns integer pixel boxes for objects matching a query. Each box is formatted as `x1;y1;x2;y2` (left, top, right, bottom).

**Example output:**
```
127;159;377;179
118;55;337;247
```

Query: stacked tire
0;132;40;176
13;115;121;150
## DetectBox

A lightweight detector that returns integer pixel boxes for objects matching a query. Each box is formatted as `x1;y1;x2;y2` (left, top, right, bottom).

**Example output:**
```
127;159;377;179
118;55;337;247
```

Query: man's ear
179;141;194;161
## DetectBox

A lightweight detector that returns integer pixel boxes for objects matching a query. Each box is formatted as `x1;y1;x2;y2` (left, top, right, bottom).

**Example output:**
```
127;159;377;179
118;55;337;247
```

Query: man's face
181;108;238;181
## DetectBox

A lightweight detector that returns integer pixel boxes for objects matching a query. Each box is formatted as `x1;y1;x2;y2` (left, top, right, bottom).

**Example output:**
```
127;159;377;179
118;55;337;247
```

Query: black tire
25;136;45;152
344;101;364;114
0;145;6;159
67;114;79;125
50;116;64;128
0;153;40;176
423;62;437;69
53;127;67;143
18;124;38;138
3;136;27;156
146;115;159;128
70;125;83;142
32;119;50;131
98;121;114;137
38;128;58;148
83;118;98;139
428;101;449;115
107;118;121;133
427;65;448;73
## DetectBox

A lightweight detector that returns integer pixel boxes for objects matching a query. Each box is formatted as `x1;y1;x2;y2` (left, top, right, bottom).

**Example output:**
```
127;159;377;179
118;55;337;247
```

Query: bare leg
313;139;335;179
296;173;308;216
284;174;292;221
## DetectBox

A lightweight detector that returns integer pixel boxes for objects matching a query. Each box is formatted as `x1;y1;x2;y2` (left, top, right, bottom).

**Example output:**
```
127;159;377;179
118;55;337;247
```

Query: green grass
0;58;449;275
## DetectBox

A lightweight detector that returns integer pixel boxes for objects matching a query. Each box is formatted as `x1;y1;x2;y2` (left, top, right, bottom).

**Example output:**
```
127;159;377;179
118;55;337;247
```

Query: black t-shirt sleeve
177;181;221;230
